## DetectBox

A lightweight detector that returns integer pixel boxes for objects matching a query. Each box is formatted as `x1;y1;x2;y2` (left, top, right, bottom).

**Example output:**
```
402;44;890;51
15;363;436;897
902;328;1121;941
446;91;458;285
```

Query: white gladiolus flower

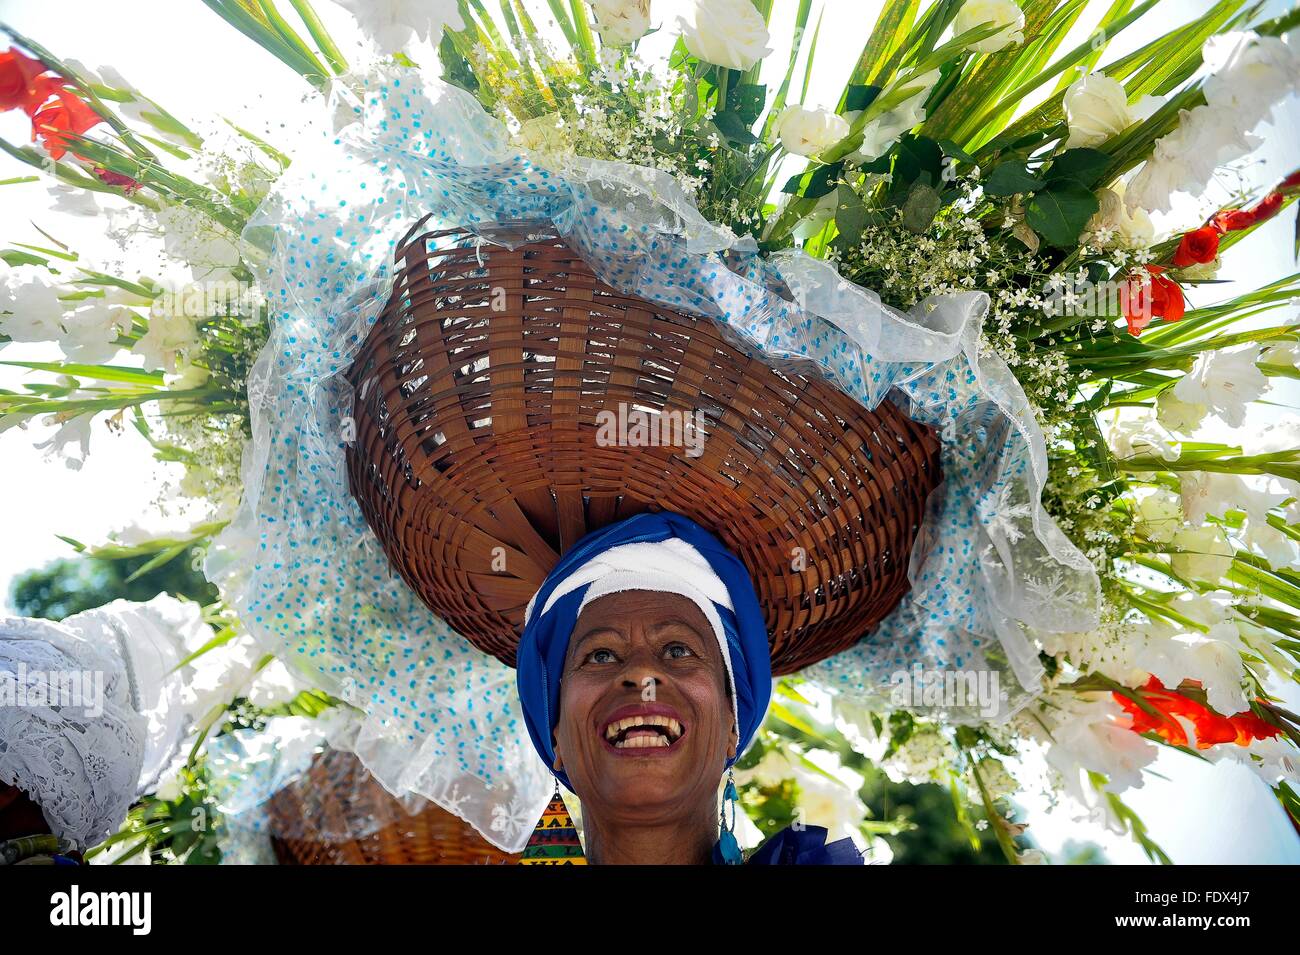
0;264;67;343
1064;74;1137;148
1170;524;1235;582
1045;694;1156;800
46;180;104;217
329;0;464;52
680;0;771;71
1156;389;1207;434
1172;345;1270;429
1179;471;1291;526
1126;32;1300;213
776;105;849;157
36;413;96;470
846;69;941;164
133;302;200;372
1136;621;1250;717
1260;338;1300;372
1105;416;1180;468
954;0;1025;54
1134;486;1183;543
589;0;651;46
58;303;133;364
1242;519;1300;569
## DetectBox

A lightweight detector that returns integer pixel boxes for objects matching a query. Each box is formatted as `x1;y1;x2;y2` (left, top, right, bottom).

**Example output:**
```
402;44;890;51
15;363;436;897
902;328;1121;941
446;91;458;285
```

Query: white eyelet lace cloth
1;596;212;849
206;65;1102;853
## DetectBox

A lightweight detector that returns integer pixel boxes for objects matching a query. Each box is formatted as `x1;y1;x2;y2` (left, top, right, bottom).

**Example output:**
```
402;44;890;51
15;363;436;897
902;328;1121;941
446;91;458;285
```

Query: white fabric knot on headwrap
527;536;741;732
0;596;209;849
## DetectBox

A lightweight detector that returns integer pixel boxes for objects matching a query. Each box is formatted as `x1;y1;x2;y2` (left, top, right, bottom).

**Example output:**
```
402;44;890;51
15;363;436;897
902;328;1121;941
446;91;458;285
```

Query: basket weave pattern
345;225;942;675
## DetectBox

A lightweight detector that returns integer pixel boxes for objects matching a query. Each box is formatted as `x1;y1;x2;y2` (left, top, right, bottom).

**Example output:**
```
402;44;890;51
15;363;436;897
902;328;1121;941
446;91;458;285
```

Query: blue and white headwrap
516;512;773;792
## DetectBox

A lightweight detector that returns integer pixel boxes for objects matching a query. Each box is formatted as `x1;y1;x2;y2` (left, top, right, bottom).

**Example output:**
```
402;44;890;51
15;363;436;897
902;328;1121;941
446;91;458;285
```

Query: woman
516;512;861;865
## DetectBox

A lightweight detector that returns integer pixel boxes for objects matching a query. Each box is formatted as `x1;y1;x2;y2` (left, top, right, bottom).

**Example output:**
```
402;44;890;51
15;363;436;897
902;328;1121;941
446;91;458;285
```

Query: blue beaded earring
713;767;743;865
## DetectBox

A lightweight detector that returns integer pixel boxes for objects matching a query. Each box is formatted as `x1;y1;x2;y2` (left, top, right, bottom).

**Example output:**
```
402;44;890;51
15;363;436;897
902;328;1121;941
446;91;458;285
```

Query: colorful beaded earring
519;777;587;865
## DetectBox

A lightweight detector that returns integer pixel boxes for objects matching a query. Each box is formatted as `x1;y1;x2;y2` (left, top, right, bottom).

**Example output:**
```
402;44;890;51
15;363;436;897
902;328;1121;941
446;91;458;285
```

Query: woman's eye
665;643;694;659
586;648;617;664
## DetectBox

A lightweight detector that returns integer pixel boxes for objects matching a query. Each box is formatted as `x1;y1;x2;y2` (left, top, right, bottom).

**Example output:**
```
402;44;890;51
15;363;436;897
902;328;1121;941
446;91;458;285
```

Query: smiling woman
515;512;862;865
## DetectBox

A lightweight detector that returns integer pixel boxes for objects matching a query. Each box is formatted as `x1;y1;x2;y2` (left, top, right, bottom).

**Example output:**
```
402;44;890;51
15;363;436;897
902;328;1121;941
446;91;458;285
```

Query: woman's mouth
602;714;685;750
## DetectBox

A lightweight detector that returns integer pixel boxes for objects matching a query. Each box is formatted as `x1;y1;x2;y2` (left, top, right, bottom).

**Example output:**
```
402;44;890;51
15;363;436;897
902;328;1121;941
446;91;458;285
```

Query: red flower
1123;265;1185;336
30;88;102;161
1114;676;1283;749
92;166;142;194
0;46;52;114
1211;192;1285;234
1172;225;1220;268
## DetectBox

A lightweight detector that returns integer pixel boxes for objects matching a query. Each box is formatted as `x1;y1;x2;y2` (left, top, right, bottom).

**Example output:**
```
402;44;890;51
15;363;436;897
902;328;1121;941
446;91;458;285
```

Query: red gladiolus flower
92;166;142;194
1211;192;1285;234
1114;676;1283;749
0;46;50;114
30;89;102;161
1123;265;1185;336
1172;225;1220;268
1279;168;1300;192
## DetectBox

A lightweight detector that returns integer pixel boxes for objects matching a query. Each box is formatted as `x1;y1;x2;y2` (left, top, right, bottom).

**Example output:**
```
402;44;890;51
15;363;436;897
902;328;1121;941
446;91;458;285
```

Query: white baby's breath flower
679;0;771;71
776;105;849;157
954;0;1025;54
589;0;651;46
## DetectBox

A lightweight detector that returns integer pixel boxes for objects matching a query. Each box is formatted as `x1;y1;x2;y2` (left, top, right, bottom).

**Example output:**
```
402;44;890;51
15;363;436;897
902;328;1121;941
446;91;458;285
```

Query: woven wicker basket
266;749;518;865
345;223;942;675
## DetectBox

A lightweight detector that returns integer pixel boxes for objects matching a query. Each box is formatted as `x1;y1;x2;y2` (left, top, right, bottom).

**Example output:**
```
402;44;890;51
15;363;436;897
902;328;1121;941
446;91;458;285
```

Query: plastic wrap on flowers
207;66;1100;851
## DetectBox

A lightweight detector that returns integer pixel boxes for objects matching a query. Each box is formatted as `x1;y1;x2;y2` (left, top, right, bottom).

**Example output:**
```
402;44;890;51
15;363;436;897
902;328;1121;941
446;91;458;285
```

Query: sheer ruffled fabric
209;65;1100;853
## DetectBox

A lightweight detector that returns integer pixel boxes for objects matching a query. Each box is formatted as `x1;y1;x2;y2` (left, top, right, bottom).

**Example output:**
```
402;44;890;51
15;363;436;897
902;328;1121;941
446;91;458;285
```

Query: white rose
776;105;849;157
680;0;771;71
515;113;569;157
954;0;1025;54
1064;74;1137;148
1170;524;1235;582
1172;345;1270;429
590;0;651;46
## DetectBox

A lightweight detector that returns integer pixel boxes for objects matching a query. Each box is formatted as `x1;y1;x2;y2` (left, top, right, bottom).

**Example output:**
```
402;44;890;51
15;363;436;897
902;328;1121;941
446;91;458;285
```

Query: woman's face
553;590;737;824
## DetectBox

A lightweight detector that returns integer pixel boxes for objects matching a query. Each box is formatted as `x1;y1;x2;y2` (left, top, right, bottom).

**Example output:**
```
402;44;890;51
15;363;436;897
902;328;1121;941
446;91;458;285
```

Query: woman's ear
727;722;738;761
551;739;564;772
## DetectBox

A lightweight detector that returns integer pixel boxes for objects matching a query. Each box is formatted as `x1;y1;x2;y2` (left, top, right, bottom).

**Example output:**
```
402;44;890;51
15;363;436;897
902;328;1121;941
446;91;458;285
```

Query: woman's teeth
604;715;683;748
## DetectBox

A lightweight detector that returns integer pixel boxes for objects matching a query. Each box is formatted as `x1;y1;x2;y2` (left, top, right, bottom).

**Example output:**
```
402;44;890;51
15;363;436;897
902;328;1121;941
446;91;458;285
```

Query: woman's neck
582;804;718;865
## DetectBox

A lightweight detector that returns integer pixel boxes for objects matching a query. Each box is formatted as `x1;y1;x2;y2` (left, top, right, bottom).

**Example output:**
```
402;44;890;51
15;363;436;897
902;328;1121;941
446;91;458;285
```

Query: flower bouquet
2;0;1300;864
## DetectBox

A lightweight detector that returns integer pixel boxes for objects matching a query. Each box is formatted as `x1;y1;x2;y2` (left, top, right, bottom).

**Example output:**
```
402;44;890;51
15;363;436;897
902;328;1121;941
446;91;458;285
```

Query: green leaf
713;111;759;145
782;160;844;199
1025;179;1099;247
1047;147;1113;188
984;162;1045;196
843;84;882;113
728;82;767;126
902;182;942;233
